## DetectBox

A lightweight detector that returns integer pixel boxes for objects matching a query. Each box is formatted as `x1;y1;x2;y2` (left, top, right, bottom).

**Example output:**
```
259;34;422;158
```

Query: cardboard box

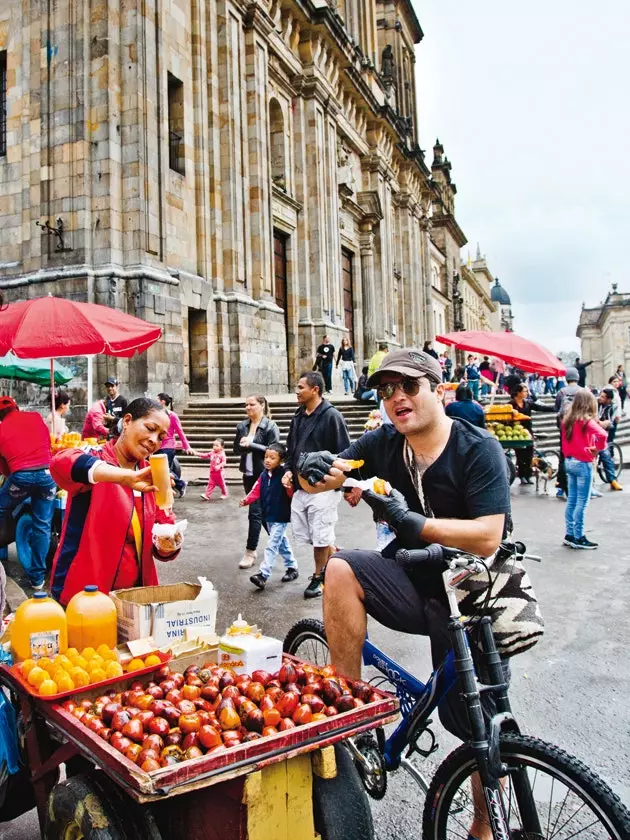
110;580;218;647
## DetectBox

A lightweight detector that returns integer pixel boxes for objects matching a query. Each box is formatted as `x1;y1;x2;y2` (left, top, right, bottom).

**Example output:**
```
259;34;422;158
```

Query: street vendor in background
103;378;129;437
509;382;555;485
81;399;109;440
50;398;182;605
0;396;56;590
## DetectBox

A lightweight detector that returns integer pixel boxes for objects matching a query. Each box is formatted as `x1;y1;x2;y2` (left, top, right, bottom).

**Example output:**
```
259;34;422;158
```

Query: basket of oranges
12;645;170;701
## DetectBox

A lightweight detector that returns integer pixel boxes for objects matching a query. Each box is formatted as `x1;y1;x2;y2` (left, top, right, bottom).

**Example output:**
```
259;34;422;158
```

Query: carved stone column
359;222;377;352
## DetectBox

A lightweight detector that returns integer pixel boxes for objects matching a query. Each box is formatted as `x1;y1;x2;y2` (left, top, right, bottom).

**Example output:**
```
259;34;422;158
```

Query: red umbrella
0;296;162;358
0;296;162;435
435;330;565;377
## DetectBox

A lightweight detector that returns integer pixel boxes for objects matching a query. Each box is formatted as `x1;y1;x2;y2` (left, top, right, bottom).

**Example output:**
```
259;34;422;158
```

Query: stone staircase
177;393;630;487
178;395;377;485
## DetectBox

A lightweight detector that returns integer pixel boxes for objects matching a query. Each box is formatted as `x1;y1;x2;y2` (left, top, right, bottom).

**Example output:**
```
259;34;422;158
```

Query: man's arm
419;514;505;558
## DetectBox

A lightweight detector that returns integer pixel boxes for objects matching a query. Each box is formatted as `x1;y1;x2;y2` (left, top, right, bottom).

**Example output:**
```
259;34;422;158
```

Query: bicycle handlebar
394;540;538;569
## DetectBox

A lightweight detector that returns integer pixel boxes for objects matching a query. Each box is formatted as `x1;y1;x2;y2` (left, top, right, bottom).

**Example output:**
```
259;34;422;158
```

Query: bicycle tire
597;442;623;483
283;618;330;666
422;732;630;840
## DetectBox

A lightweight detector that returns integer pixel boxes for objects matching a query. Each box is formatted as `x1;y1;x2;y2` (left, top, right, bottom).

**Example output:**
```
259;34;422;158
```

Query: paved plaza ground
3;479;629;839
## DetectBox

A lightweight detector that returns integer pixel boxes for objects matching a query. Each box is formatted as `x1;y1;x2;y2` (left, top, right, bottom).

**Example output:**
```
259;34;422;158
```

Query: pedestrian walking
0;396;57;590
240;443;299;590
46;391;71;439
561;389;607;550
336;337;356;396
422;340;439;360
615;364;627;410
443;351;453;383
233;395;280;569
315;335;335;393
198;439;228;500
284;371;350;599
464;354;481;400
157;393;193;498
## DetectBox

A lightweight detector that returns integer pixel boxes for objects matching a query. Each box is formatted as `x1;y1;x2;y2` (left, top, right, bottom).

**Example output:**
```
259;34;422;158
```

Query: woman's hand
154;532;183;555
240;436;252;449
281;471;293;489
118;465;158;493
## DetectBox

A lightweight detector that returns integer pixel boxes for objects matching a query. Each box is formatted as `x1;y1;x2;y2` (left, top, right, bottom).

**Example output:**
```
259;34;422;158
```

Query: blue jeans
341;366;355;395
598;446;616;483
161;448;186;495
0;470;56;586
361;389;377;402
469;380;480;400
564;458;592;539
258;521;297;579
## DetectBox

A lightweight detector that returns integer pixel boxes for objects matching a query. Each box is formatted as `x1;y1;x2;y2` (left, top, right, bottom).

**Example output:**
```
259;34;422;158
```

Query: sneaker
31;582;45;591
304;574;324;599
200;493;210;500
520;477;533;485
611;480;623;491
556;489;565;499
179;481;188;498
220;494;229;500
573;536;598;550
239;549;257;569
562;535;577;548
281;568;299;583
590;490;602;499
249;573;267;590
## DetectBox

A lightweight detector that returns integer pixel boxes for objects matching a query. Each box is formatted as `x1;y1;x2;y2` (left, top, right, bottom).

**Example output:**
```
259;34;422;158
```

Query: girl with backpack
561;389;608;550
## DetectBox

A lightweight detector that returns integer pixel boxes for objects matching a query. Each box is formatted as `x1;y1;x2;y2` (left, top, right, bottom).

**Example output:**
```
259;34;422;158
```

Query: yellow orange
70;667;90;687
39;679;58;696
19;659;36;678
37;657;54;675
81;647;96;661
97;644;115;660
65;647;79;662
143;654;161;667
88;668;106;684
53;654;73;673
27;666;47;687
55;672;74;692
105;661;124;679
126;658;145;672
74;656;88;670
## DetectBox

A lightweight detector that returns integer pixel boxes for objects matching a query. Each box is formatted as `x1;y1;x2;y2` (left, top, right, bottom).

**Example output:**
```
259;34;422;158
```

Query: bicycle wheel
283;618;330;666
422;733;630;840
596;443;623;482
538;449;559;481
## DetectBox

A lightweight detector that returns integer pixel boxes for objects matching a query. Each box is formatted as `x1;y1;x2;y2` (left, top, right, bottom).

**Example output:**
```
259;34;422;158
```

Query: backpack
557;385;578;418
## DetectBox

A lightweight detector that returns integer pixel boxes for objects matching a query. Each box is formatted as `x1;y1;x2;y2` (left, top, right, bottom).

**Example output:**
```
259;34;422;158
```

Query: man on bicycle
296;349;511;736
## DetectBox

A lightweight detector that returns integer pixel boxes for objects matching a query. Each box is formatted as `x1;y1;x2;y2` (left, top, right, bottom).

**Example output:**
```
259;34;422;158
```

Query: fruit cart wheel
45;773;161;840
283;618;329;666
313;743;375;840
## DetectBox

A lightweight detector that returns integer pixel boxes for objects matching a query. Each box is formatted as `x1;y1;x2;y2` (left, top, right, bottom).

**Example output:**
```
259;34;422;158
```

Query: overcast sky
415;0;630;354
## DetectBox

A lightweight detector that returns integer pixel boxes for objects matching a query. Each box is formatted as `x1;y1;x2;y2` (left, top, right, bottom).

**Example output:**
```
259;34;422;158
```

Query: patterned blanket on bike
455;554;544;657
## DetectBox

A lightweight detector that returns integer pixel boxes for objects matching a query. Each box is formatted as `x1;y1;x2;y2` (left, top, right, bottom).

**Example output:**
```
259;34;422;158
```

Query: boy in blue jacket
240;443;299;589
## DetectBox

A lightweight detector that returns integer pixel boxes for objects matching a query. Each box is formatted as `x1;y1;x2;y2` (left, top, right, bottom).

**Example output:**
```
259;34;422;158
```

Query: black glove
297;451;336;486
361;488;427;547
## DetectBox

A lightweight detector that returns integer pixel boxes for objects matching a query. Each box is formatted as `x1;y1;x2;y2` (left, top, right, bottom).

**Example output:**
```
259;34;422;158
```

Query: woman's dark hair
157;392;173;408
246;394;271;419
455;384;473;402
54;391;71;410
423;340;433;352
267;442;286;459
125;397;166;421
299;371;325;396
362;366;368;375
511;383;527;399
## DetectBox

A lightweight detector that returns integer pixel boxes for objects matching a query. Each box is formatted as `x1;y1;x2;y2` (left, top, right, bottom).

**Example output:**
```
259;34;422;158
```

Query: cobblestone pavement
2;480;629;838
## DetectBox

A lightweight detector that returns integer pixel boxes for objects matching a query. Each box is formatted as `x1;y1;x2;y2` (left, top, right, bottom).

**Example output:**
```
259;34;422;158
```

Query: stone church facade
0;0;466;400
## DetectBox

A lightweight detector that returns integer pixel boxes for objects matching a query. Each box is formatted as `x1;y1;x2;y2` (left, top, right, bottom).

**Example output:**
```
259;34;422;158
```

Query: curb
4;574;28;612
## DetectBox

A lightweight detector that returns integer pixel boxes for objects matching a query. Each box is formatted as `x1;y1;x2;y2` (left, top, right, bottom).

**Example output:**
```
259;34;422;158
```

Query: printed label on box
30;630;60;660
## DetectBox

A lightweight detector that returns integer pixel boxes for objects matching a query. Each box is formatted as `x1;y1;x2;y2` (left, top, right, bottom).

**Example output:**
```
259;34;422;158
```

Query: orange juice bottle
12;592;68;663
65;586;117;650
149;453;173;509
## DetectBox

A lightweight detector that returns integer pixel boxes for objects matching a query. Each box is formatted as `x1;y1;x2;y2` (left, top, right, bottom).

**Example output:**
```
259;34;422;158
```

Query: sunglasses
377;376;422;401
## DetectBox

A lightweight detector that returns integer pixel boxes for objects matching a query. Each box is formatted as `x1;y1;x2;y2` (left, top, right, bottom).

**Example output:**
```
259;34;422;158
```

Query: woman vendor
509;382;555;484
50;398;182;605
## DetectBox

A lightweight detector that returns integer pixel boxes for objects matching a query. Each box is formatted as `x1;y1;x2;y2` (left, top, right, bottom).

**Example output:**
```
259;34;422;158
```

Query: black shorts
332;549;510;742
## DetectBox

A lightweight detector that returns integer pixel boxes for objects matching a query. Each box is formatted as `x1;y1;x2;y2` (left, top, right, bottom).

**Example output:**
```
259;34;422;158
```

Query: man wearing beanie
554;367;581;498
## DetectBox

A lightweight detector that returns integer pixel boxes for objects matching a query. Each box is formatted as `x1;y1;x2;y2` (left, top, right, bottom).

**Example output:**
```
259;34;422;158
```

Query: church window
269;99;286;189
167;73;185;175
0;52;7;158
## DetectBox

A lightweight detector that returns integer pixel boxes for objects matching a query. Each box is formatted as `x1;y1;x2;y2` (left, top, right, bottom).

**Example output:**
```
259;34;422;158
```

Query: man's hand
343;486;362;508
361;488;427;547
297;451;337;486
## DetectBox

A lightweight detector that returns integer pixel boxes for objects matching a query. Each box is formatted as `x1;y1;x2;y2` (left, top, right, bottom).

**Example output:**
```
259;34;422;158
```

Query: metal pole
50;358;56;438
87;355;93;407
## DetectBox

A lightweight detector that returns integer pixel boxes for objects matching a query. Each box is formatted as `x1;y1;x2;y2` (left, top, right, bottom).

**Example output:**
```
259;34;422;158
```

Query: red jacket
81;401;109;439
50;441;177;605
0;409;51;476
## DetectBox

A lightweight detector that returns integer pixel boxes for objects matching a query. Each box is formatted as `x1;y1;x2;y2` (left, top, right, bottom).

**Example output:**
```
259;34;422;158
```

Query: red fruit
111;709;132;732
336;695;355;713
243;732;262;742
146;685;164;700
351;681;372;703
182;684;201;701
134;710;155;727
85;717;106;735
186;676;204;688
367;692;381;704
159;679;176;694
259;695;275;713
251;670;272;687
71;708;85;722
160;745;184;760
276;691;299;718
99;727;112;741
130;680;144;691
113;735;133;754
177;699;197;715
62;700;77;713
353;698;365;708
80;699;93;712
179;712;201;734
321;679;342;706
219;706;241;731
198;668;213;684
301;693;325;714
262;725;278;737
198;725;222;749
197;710;213;727
138;694;156;711
184;746;204;760
292;704;313;725
266;679;282;690
141;758;161;772
93;696;110;716
278;717;296;731
324;706;338;717
320;664;337;678
165;689;183;705
238;700;257;721
305;679;323;696
149;698;167;717
160;754;181;767
155;665;171;681
311;712;327;722
216;697;236;715
164;730;182;747
243;708;264;733
265;686;283;703
162;705;181;727
222;731;242;747
283;682;301;696
222;685;240;701
263;707;281;728
127;690;144;708
122;718;145;743
171;673;185;689
142;734;164;752
278;662;297;685
295;666;307;685
138;748;160;764
219;672;236;690
184;664;200;679
148;717;170;738
200;684;220;702
124;743;143;763
181;731;200;750
245;682;265;704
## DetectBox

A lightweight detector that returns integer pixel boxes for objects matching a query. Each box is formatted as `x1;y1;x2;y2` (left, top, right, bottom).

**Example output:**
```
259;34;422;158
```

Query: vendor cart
0;653;398;840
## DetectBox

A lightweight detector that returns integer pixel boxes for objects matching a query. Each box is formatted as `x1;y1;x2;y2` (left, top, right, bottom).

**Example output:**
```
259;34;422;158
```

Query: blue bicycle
284;541;630;839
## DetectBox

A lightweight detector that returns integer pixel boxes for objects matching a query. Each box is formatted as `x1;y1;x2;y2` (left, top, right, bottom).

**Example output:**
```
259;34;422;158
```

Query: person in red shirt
81;400;109;440
50;397;182;605
0;396;57;589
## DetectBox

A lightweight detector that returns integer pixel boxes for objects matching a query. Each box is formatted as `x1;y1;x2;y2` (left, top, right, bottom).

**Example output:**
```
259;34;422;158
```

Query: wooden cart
0;655;398;840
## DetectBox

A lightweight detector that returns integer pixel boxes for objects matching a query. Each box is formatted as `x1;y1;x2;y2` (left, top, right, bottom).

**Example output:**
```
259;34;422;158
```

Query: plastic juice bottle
12;592;68;663
149;453;173;510
65;585;118;650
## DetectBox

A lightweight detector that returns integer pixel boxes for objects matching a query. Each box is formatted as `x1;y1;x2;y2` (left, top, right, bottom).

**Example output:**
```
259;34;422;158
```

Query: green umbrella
0;352;74;387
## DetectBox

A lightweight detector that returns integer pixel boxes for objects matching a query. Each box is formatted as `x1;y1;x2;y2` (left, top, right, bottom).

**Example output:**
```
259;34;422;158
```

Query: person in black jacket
233;395;280;568
315;336;335;393
575;358;593;388
283;371;350;598
509;383;555;484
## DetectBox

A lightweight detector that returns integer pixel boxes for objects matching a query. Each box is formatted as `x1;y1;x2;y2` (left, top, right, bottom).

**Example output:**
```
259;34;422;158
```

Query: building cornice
431;212;467;248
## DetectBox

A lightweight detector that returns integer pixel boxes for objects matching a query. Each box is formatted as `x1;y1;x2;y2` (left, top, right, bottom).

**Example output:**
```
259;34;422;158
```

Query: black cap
105;377;118;386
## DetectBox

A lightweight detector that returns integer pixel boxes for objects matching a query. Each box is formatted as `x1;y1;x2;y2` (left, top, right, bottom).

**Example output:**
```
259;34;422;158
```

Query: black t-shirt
105;395;129;429
339;420;511;524
317;344;335;366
